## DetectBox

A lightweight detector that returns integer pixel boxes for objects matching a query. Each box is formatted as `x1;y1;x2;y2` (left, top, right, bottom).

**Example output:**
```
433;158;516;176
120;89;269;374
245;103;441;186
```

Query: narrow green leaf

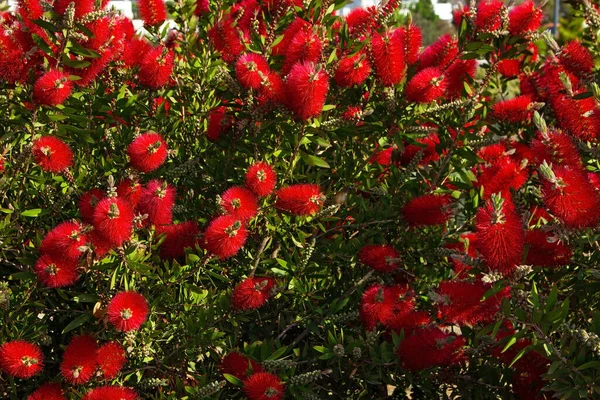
62;314;92;334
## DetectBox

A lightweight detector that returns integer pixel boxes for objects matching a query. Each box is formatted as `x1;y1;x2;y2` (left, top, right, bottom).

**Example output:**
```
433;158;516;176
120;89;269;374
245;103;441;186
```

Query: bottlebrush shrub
3;0;600;399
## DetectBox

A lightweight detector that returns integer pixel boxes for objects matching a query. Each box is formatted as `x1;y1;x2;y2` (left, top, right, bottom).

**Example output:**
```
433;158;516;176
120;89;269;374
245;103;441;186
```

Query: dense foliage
2;0;600;399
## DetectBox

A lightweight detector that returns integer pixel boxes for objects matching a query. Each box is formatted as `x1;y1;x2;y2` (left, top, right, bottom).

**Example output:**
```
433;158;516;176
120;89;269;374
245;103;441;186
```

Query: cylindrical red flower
60;335;98;385
0;340;44;378
117;179;143;208
156;221;200;260
275;184;325;216
370;30;405;86
491;95;534;123
79;189;105;223
35;254;79;288
405;67;447;103
235;53;270;90
220;352;264;380
137;0;166;26
40;221;88;261
138;46;174;89
27;383;65;400
282;28;323;75
243;372;285;400
97;341;127;380
32;136;73;173
334;51;372;87
475;194;524;275
107;291;149;332
508;0;543;35
394;24;423;65
525;229;572;267
445;58;477;99
204;215;248;259
93;197;134;247
32;70;73;106
559;40;594;78
360;284;415;330
127;132;168;172
285;62;329;120
418;34;458;70
396;327;465;371
402;193;452;226
231;277;275;310
358;244;400;273
137;180;176;227
220;186;259;221
206;106;230;141
476;0;504;32
82;386;139;400
245;161;276;197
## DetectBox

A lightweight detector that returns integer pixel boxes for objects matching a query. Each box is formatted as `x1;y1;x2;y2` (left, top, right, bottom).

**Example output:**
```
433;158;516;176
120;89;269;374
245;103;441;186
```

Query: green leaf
62;313;92;334
509;346;528;367
223;373;243;386
62;55;91;69
577;361;600;370
21;209;42;217
313;345;328;353
267;346;288;360
32;34;54;57
501;337;517;353
301;152;330;168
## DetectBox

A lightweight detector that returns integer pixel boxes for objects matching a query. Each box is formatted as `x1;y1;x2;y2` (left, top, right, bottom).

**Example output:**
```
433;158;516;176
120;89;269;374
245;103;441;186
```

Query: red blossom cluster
220;352;285;400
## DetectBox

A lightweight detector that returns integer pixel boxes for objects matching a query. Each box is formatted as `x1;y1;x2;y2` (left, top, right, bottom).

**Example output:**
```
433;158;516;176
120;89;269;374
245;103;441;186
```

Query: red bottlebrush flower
475;194;525;275
117;179;143;208
123;37;153;68
509;0;543;35
452;5;469;27
342;105;364;122
83;386;138;400
220;186;259;221
369;146;394;166
204;215;248;259
32;70;73;106
418;34;458;70
360;284;415;330
107;291;149;332
358;244;400;273
0;155;4;173
28;383;65;400
127;132;168;173
89;229;114;258
208;20;246;63
34;254;79;288
386;310;431;336
334;51;372;87
93;197;134;247
137;0;166;26
478;143;508;164
272;18;309;56
275;184;325;216
243;372;285;400
491;95;534;122
476;158;529;198
437;280;510;326
138;46;174;89
551;93;600;142
40;221;88;261
283;28;323;74
32;136;73;173
97;342;126;380
345;7;377;36
53;0;94;18
559;41;594;78
476;0;504;31
394;24;422;65
231;276;275;310
284;62;329;121
137;180;176;227
444;233;479;276
540;165;600;229
220;352;263;379
0;341;44;378
79;188;105;223
194;0;209;15
206;106;230;141
530;130;582;168
370;30;405;87
525;229;572;267
396;328;465;371
245;161;276;197
402;193;453;226
18;0;43;21
498;59;522;77
60;335;98;385
405;67;447;103
256;72;285;105
445;59;477;99
235;53;270;90
401;133;441;165
156;221;200;259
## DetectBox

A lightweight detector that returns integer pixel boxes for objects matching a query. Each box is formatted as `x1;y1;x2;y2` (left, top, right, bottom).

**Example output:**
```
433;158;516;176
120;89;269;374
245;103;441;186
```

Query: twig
249;236;271;277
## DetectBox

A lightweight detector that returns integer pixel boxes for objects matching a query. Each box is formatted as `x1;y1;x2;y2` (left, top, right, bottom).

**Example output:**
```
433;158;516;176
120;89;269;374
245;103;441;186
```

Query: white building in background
340;0;454;21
